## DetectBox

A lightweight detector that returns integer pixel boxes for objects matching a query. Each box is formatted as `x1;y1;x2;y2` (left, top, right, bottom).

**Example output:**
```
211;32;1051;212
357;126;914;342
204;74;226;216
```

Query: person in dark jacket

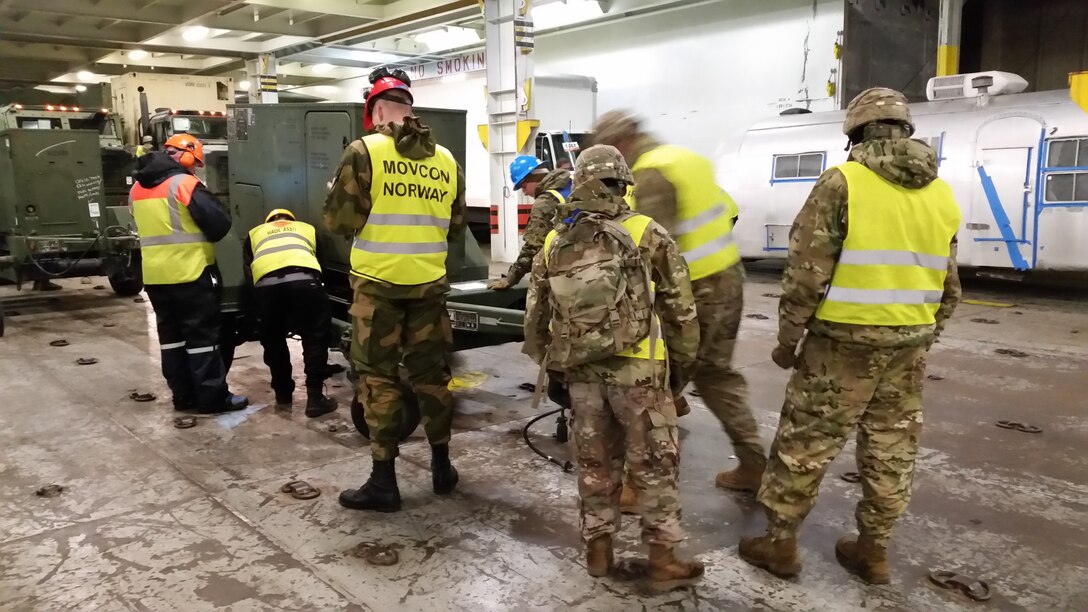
129;134;248;414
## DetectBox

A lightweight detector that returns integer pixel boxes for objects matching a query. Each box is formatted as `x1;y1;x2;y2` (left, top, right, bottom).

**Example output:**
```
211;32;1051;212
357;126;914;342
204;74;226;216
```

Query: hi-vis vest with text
815;161;962;326
629;145;740;281
544;214;666;361
248;220;321;283
130;173;214;285
350;134;458;285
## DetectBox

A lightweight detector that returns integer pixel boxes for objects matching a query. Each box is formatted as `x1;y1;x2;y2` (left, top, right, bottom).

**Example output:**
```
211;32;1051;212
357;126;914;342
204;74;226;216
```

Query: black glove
771;343;797;369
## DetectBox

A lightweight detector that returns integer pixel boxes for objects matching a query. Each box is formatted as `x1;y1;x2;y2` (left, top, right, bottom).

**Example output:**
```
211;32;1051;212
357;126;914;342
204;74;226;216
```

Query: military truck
220;102;528;436
0;127;142;335
0;104;136;208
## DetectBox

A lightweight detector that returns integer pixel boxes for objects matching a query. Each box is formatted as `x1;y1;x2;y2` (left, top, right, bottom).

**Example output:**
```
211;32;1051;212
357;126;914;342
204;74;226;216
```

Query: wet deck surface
1;272;1086;611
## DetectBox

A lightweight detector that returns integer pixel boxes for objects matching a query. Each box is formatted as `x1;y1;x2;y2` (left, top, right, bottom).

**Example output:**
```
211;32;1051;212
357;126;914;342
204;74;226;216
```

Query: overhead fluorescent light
183;26;210;41
238;80;252;91
129;49;148;61
415;26;480;52
532;0;605;30
77;70;96;82
312;63;334;74
75;85;87;92
352;49;403;64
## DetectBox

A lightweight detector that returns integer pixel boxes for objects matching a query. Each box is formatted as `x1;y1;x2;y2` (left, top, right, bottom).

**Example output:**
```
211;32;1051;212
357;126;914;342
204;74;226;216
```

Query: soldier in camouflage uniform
325;69;467;513
488;156;572;290
593;112;766;504
524;145;704;591
738;88;962;584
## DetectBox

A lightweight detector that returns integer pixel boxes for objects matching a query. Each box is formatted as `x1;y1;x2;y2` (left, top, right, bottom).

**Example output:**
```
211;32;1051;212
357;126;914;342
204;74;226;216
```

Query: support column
937;0;964;77
484;0;536;263
245;53;279;103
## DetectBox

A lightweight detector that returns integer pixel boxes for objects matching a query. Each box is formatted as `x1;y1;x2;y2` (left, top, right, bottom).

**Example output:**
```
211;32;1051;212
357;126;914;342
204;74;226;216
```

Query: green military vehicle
0;104;137;208
0;126;142;335
219;102;528;437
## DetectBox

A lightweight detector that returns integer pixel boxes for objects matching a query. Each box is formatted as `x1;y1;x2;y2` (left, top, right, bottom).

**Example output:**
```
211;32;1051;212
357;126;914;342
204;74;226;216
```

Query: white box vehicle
110;72;235;147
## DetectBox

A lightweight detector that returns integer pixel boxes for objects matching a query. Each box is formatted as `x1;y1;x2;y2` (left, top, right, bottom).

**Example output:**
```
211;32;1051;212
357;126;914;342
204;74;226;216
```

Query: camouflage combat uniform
625;135;767;471
758;123;962;547
324;117;467;461
524;164;699;548
500;168;572;286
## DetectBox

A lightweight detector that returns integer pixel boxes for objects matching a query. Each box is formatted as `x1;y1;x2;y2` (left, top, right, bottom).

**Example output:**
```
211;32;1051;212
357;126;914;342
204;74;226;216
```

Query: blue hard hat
509;155;545;189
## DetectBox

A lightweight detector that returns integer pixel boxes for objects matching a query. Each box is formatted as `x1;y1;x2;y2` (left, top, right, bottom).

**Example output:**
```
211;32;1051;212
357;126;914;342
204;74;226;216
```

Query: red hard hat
364;75;413;132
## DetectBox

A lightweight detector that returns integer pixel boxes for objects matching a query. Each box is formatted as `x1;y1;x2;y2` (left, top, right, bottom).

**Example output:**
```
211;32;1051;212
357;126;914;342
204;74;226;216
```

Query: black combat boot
431;444;459;495
338;459;401;512
305;388;337;418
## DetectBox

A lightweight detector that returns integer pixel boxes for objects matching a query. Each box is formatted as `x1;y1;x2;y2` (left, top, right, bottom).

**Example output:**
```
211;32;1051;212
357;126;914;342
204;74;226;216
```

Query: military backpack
543;210;656;368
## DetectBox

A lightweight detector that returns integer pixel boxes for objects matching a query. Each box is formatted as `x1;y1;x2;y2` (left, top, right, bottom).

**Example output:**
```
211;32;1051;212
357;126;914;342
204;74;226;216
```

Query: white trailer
110;72;235;146
721;72;1088;273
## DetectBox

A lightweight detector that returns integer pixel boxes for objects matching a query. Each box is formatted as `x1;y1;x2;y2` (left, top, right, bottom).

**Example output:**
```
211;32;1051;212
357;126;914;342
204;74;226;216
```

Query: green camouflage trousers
758;333;926;546
349;291;454;461
692;265;767;468
569;382;685;546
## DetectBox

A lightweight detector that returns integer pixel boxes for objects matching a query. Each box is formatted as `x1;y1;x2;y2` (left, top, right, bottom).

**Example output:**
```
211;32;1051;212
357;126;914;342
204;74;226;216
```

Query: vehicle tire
350;388;422;441
108;260;143;296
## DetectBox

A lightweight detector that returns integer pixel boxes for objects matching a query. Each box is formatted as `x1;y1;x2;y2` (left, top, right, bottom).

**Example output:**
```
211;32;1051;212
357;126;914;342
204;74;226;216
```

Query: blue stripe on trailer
976;165;1030;271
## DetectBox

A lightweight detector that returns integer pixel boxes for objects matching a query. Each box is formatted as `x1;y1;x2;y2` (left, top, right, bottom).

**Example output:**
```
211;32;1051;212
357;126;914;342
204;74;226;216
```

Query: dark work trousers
145;267;229;409
253;271;332;396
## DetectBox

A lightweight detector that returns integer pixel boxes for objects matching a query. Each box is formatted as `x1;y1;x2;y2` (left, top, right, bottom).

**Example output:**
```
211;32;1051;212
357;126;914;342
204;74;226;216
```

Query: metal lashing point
281;480;320;500
995;420;1042;434
841;471;861;483
173;416;197;429
134;297;146;303
352;542;399;566
75;357;98;365
928;570;993;601
35;484;65;498
49;339;69;347
130;391;156;402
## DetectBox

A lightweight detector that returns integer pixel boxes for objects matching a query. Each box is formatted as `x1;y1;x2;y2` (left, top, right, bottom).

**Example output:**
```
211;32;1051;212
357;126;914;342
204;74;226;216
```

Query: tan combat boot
619;483;639;514
738;534;801;578
835;535;890;584
715;462;764;492
647;544;704;592
586;535;613;577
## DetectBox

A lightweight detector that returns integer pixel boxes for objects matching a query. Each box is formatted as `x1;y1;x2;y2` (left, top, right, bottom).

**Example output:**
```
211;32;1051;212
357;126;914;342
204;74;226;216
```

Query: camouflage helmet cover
591;110;640;147
573;144;635;186
843;87;914;135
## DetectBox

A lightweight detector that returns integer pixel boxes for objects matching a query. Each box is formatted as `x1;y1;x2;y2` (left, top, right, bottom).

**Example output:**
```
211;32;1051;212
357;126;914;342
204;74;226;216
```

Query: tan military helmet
842;87;914;136
592;110;641;147
574;144;635;187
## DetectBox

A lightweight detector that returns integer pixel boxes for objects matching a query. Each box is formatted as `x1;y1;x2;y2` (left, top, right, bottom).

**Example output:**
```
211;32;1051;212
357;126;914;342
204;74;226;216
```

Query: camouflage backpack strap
596;213;659;362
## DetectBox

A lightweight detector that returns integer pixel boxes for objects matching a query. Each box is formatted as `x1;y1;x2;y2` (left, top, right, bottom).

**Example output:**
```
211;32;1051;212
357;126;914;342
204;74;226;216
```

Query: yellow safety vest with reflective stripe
815;161;962;326
248;220;321;283
543;213;666;361
545;190;567;204
130;173;214;285
629;145;740;281
350;134;458;285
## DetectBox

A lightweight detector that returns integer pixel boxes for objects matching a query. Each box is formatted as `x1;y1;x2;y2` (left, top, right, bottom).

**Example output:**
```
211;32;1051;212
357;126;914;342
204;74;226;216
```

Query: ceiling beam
243;0;383;20
3;0;185;25
0;31;253;59
0;19;145;43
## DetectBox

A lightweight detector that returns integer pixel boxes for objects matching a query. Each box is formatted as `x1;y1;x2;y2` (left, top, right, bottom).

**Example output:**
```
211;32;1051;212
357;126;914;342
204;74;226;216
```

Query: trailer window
1044;137;1088;203
771;152;824;183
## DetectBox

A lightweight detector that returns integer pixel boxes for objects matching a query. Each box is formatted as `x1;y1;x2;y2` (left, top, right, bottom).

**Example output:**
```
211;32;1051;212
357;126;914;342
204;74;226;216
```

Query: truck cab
145;109;230;198
534;130;593;171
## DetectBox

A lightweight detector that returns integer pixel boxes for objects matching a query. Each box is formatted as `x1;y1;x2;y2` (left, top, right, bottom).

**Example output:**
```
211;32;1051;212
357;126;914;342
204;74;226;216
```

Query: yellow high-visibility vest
248;220;321;283
545;189;567;204
350;133;458;285
629;144;740;280
130;173;214;285
543;213;666;361
815;161;962;326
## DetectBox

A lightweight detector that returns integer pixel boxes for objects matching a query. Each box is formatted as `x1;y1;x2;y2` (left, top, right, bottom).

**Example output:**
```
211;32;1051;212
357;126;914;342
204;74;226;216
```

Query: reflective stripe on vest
350;133;457;285
815;161;962;326
545;189;567;204
629;145;740;280
543;213;666;361
248;220;322;283
129;173;214;285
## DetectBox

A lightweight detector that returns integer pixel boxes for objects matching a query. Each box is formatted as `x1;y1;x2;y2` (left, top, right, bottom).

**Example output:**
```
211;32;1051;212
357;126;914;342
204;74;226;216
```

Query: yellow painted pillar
1071;71;1088;115
937;0;964;76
